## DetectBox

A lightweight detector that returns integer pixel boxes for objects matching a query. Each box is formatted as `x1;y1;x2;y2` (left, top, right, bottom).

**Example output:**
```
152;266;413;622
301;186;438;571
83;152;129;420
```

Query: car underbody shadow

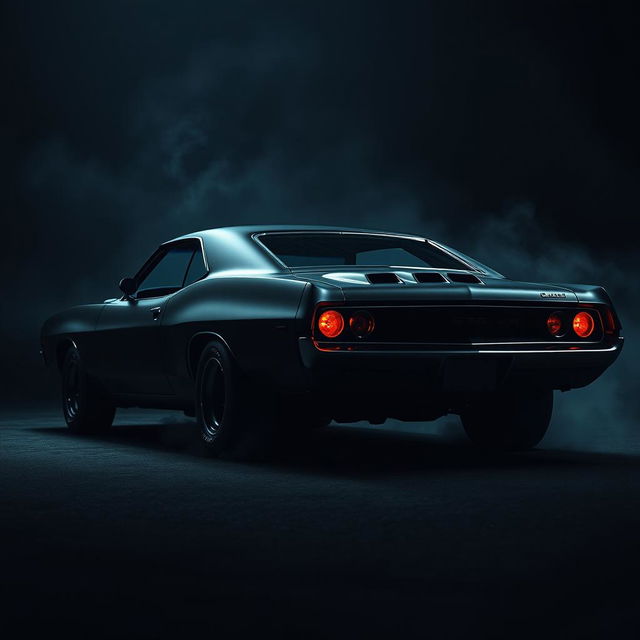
28;416;640;478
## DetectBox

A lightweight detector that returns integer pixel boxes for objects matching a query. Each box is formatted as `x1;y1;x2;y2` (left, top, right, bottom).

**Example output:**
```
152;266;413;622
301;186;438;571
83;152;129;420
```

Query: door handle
150;307;162;321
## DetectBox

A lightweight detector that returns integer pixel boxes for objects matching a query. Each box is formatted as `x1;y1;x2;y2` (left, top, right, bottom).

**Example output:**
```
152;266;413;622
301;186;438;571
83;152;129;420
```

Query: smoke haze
2;1;638;448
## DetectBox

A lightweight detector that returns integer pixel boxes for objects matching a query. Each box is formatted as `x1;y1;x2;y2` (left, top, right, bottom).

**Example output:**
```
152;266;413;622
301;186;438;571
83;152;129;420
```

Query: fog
2;2;638;449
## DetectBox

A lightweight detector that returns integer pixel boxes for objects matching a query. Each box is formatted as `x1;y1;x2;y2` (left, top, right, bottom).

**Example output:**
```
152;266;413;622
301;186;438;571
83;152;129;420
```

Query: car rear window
258;232;468;269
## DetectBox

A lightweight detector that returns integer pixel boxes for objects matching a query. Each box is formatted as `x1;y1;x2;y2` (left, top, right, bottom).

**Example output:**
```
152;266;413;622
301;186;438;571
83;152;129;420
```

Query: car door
95;240;202;396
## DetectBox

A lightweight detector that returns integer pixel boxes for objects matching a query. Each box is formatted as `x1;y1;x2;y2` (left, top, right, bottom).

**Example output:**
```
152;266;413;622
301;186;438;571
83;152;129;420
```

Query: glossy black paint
41;226;624;421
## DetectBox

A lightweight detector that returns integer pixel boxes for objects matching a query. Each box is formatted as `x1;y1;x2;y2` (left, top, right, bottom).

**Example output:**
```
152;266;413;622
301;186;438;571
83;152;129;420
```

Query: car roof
160;225;501;277
162;226;428;273
171;224;423;241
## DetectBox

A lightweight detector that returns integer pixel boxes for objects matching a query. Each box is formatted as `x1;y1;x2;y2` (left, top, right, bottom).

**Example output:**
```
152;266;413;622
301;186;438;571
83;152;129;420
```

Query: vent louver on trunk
447;273;483;284
414;272;447;283
366;273;402;284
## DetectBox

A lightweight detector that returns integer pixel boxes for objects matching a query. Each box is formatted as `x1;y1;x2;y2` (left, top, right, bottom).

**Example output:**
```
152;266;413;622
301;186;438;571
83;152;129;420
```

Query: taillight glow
547;313;562;336
349;311;375;338
318;310;344;338
573;311;595;338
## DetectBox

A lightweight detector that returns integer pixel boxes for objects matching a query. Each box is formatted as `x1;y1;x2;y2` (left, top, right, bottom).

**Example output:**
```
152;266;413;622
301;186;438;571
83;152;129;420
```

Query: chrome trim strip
312;343;620;355
317;340;603;346
477;346;619;354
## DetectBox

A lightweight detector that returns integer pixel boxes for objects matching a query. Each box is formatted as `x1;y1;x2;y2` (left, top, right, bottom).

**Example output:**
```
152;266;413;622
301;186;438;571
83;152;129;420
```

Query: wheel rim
200;356;226;437
63;356;81;419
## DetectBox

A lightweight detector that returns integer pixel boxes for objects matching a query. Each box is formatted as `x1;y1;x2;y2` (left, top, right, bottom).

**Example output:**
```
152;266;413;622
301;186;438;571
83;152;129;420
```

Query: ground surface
1;409;639;638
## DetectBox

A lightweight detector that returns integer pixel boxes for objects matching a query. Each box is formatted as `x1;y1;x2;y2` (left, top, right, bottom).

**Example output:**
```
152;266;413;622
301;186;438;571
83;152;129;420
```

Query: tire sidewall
62;347;88;430
195;342;238;451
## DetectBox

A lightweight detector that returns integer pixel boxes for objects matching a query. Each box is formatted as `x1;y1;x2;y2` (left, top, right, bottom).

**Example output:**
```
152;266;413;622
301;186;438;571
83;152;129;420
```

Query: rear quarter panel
161;275;315;398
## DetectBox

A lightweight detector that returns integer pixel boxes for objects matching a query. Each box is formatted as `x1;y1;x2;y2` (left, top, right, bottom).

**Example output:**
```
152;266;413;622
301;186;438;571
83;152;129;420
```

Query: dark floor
1;409;639;638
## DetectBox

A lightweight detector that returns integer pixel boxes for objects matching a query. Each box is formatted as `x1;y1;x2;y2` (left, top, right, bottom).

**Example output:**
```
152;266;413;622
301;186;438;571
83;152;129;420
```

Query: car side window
183;247;207;287
136;245;195;299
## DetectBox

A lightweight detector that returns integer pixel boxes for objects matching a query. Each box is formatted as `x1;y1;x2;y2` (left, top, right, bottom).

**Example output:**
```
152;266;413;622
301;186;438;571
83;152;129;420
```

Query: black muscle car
41;225;623;454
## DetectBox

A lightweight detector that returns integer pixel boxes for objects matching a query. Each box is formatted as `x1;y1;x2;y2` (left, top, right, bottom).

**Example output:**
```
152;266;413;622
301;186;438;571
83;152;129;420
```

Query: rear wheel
195;341;277;458
460;389;553;451
61;347;115;433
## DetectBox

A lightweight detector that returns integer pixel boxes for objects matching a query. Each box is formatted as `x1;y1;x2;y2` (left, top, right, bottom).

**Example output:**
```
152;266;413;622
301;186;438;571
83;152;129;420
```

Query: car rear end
252;229;622;423
294;273;623;422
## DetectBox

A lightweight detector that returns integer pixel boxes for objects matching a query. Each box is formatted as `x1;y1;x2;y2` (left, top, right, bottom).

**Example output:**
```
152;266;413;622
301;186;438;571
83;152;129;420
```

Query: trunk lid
292;267;578;304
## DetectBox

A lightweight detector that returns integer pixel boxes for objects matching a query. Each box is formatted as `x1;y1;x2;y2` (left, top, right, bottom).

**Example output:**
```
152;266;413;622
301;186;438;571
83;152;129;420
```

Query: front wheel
460;389;553;451
61;347;115;434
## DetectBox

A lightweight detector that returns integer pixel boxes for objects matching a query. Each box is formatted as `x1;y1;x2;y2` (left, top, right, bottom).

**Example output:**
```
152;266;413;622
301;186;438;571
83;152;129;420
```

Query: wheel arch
187;332;234;379
56;338;78;371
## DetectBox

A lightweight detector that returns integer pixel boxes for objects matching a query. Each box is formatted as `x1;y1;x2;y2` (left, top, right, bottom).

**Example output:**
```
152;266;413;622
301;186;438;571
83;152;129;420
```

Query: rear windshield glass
259;233;468;269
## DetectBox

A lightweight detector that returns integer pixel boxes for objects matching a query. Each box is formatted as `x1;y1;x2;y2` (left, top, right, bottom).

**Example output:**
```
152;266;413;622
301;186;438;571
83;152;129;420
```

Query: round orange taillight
573;311;595;338
547;313;562;336
349;311;375;338
318;310;344;338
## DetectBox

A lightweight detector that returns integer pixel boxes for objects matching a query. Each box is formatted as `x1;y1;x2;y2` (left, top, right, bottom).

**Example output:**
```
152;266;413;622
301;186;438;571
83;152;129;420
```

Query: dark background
1;0;638;441
2;4;640;637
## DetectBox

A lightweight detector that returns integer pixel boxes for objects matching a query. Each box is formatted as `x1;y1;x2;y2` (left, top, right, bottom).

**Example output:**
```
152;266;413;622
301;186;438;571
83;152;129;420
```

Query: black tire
195;340;276;458
460;389;553;451
62;347;115;434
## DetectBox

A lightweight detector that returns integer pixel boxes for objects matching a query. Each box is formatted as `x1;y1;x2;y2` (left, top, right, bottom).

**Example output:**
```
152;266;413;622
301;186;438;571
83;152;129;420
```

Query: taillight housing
317;310;344;338
573;311;595;338
315;307;377;340
547;313;562;336
349;311;375;338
